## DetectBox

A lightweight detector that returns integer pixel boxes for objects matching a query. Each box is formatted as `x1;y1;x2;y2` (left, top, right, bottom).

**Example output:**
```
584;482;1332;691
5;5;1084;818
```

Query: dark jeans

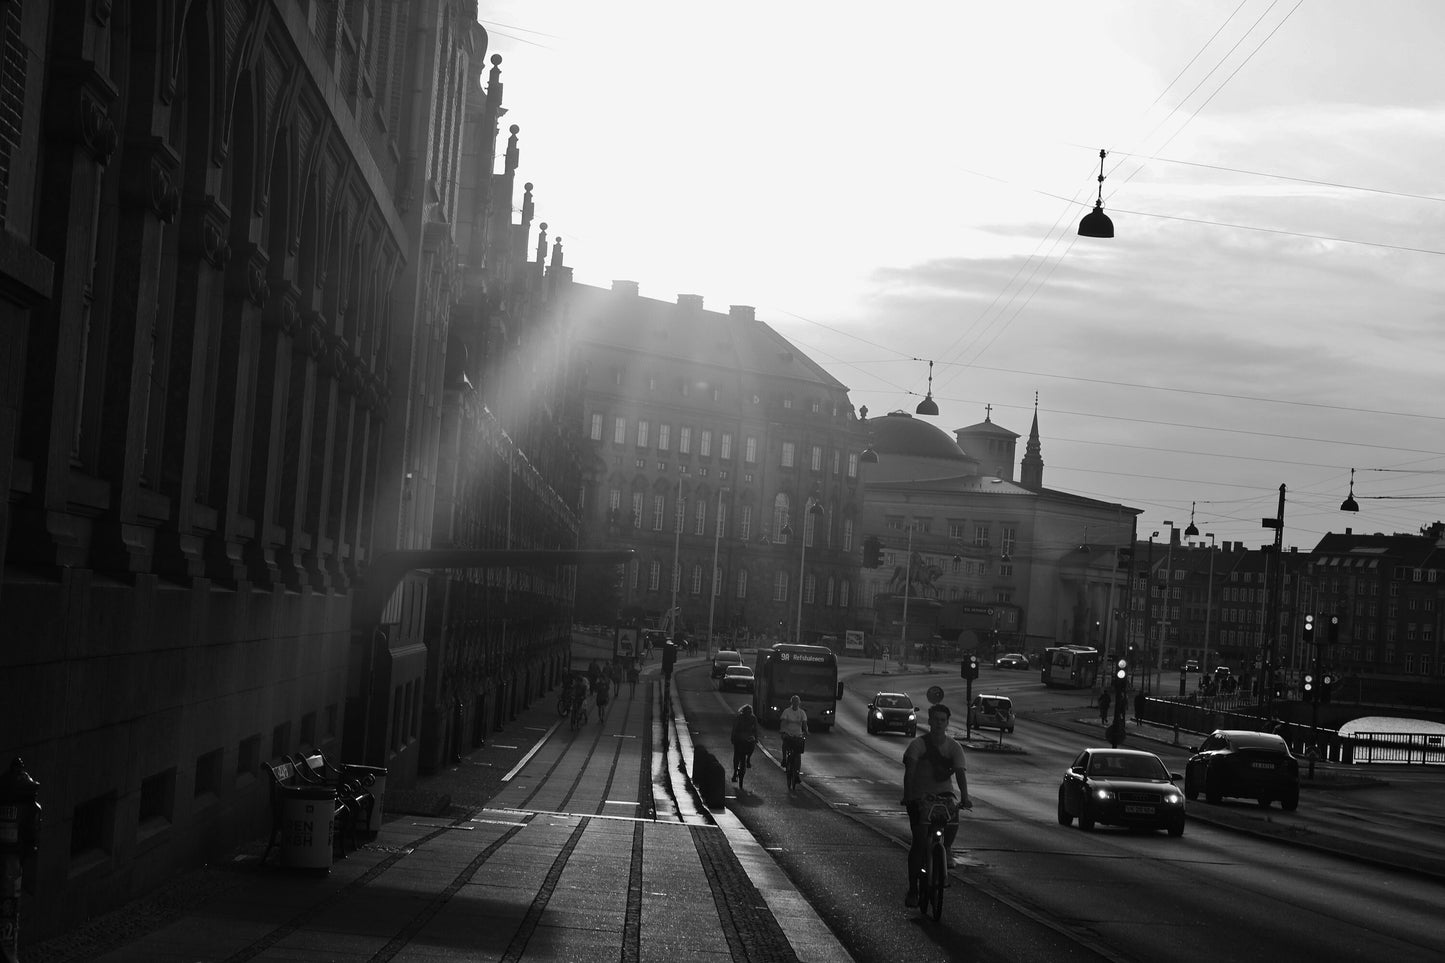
731;739;756;774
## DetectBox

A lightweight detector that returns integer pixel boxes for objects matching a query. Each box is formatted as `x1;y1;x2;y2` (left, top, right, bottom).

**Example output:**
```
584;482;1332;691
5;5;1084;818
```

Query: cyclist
779;694;809;779
730;704;759;782
570;675;590;724
901;703;971;908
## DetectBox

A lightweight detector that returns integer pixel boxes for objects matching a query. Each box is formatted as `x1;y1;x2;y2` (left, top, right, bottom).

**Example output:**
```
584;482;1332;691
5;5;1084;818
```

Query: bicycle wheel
557;693;570;716
928;837;946;921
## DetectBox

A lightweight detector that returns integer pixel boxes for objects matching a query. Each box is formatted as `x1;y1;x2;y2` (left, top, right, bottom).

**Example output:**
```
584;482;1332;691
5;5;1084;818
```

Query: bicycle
781;734;806;792
915;794;959;922
732;739;756;793
569;695;588;732
557;680;576;717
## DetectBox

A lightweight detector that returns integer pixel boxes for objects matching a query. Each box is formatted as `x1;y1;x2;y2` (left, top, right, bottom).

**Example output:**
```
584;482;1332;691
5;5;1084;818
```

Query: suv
968;694;1015;733
1185;729;1299;810
711;650;744;678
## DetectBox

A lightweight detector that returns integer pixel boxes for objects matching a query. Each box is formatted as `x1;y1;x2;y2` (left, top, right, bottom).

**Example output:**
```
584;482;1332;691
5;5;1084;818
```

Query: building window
833;450;841;474
745;436;758;464
736;569;748;599
679;426;692;454
716;501;728;537
804;509;819;547
804;573;816;604
781;442;795;468
652;494;666;531
974;524;991;548
1001;526;1016;555
840;580;850;607
1000;561;1014;578
139;769;175;834
773;494;791;542
590;413;603;441
630;558;640;590
700;430;712;457
811;445;823;471
713;567;723;598
649;376;657;391
694;500;706;535
609;488;622;513
632;492;644;528
739;505;753;541
690;563;703;595
774;571;789;602
658;424;671;451
842;517;854;552
783;395;793;409
637;420;650;447
648;561;661;591
720;432;732;460
614;417;627;444
847;452;858;478
824;577;835;605
194;748;222;800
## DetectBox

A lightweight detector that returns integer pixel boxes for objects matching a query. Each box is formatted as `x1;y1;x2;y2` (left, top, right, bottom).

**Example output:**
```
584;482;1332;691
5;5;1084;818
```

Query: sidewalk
24;656;852;963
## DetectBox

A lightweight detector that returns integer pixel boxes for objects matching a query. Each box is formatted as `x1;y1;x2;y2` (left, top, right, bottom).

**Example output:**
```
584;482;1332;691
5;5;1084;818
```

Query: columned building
569;284;872;650
858;407;1139;659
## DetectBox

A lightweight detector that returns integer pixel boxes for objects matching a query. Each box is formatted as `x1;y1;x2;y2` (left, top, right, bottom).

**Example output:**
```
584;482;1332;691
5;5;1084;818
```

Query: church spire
1021;392;1044;491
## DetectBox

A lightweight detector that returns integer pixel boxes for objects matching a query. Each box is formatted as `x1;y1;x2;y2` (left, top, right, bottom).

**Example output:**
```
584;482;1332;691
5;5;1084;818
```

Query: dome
864;411;971;462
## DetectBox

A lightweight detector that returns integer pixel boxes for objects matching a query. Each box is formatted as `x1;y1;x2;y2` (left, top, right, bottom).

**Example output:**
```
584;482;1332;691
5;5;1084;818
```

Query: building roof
864;411;973;463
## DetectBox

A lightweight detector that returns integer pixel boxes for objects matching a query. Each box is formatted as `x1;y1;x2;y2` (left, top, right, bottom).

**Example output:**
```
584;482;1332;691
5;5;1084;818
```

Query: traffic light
961;652;979;680
1303;614;1314;643
1328;614;1340;645
1272;680;1285;699
1303;673;1314;699
862;536;882;568
1320;672;1333;703
1113;658;1128;692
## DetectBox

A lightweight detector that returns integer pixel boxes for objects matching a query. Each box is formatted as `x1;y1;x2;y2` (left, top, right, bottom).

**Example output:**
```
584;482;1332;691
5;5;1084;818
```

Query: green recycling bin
279;785;335;872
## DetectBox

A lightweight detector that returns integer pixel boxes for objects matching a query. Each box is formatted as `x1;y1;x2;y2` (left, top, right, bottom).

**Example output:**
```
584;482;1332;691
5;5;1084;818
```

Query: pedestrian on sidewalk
1098;689;1111;725
627;658;640;695
595;673;611;723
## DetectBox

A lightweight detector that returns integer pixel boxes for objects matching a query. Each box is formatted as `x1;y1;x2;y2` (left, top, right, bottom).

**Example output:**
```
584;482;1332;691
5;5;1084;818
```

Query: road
676;658;1445;963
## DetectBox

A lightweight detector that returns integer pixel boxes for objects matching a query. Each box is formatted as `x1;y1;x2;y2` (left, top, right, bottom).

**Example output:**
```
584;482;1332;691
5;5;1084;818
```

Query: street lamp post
706;488;728;658
1159;521;1178;691
669;476;684;641
783;500;824;645
899;519;915;665
1143;531;1158;694
1201;532;1216;691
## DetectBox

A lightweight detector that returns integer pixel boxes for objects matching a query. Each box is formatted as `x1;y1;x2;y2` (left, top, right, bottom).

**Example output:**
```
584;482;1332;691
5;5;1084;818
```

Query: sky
476;0;1445;553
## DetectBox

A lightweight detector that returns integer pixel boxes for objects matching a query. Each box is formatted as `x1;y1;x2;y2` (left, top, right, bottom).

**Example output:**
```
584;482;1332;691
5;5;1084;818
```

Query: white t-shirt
779;705;808;739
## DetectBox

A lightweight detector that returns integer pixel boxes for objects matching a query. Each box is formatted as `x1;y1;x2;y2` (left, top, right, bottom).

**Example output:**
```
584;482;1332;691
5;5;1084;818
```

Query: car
1185;729;1300;810
718;665;755;693
1182;659;1200;672
1057;747;1186;836
711;649;744;678
968;694;1014;733
866;692;918;736
994;652;1028;670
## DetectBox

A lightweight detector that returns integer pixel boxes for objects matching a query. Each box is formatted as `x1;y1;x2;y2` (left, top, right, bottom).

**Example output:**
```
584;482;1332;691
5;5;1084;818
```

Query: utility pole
1261;484;1285;709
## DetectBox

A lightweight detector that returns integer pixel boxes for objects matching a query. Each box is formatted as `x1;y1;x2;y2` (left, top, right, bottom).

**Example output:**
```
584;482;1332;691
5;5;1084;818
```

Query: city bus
1041;645;1101;689
754;644;844;732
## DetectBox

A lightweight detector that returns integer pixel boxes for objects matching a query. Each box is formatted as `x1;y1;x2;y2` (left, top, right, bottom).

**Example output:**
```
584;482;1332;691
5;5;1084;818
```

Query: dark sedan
994;652;1029;670
1057;747;1186;836
865;692;918;736
1185;729;1299;810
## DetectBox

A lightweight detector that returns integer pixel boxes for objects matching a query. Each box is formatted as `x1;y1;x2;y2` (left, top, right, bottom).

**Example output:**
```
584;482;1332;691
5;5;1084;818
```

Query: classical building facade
0;2;581;939
857;408;1139;658
570;284;872;649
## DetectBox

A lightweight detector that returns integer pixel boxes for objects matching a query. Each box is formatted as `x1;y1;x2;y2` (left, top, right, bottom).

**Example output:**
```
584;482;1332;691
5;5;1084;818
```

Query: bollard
1;758;41;963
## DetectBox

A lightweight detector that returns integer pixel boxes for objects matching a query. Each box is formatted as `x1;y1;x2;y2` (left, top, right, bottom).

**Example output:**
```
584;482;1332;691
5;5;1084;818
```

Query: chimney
676;294;704;312
729;304;756;323
612;280;639;296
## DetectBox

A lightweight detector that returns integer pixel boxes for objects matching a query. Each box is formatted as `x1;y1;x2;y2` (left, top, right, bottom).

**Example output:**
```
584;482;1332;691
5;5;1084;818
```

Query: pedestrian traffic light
1303;614;1314;643
1272;680;1284;699
1303;673;1314;699
862;536;882;568
961;652;979;680
1327;615;1340;645
1320;672;1333;703
1114;659;1127;691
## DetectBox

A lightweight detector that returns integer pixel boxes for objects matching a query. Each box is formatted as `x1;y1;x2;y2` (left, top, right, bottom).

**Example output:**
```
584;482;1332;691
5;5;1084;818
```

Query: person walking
594;671;611;724
1098;689;1112;725
626;658;640;695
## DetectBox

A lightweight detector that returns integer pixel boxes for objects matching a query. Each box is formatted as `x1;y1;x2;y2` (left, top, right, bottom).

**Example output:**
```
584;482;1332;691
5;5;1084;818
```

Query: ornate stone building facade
0;1;581;940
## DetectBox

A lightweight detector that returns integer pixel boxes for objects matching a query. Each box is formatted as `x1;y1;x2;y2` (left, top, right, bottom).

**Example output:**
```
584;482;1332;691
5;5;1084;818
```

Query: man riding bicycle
779;694;809;777
730;704;759;782
901;703;971;908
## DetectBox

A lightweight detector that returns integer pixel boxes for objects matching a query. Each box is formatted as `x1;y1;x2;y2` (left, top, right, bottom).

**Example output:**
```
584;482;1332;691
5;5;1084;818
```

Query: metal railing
1350;732;1445;766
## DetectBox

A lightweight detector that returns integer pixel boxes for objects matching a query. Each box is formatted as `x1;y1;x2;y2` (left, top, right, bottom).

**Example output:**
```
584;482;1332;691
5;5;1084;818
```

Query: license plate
1124;805;1155;815
1251;762;1275;770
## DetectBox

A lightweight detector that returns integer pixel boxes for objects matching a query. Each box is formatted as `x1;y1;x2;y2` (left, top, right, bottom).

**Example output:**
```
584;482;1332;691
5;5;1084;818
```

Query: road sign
926;685;945;704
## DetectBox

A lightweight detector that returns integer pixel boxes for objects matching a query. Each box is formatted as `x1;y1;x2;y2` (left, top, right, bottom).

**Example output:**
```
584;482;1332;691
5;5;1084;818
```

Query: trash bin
344;764;387;836
279;785;335;872
692;746;726;810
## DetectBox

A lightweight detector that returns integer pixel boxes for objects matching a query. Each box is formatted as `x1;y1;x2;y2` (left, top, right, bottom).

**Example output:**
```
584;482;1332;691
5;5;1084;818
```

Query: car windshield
876;695;910;709
1089;754;1168;780
980;698;1010;712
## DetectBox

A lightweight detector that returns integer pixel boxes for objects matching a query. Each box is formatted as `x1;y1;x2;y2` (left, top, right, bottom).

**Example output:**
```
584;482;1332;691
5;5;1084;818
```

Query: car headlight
1163;791;1183;805
873;711;883;720
1093;789;1115;801
907;712;916;721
